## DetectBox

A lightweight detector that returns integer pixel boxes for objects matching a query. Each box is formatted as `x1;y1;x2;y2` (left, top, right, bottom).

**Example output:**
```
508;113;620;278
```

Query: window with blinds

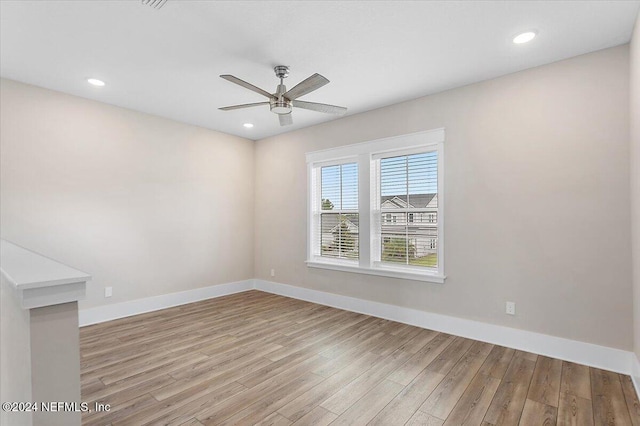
306;128;444;283
318;163;359;260
377;151;438;269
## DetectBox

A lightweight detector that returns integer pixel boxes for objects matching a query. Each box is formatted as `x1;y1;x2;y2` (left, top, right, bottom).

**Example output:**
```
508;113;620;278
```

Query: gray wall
0;273;32;426
0;79;255;310
30;302;81;426
254;45;632;350
631;13;640;367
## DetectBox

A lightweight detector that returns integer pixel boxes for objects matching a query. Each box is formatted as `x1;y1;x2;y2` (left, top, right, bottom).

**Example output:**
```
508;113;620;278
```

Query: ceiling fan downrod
272;66;292;115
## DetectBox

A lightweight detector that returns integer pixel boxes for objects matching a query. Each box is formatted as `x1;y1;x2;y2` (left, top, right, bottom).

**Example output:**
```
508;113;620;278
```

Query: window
377;152;438;269
307;129;445;283
319;163;359;260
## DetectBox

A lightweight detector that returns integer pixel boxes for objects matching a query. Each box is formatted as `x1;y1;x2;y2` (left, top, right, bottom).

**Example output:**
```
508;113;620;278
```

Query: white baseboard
78;277;636;376
78;280;253;326
633;354;640;398
254;279;635;375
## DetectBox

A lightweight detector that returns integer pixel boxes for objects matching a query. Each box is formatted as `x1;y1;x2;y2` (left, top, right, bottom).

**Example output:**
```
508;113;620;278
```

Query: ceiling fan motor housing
271;81;291;114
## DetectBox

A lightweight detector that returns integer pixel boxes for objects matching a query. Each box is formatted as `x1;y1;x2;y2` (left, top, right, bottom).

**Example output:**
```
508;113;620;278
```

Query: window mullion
357;153;371;268
405;156;409;264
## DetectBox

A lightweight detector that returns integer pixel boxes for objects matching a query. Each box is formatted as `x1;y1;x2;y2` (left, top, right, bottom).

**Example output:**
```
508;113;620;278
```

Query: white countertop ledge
1;239;91;309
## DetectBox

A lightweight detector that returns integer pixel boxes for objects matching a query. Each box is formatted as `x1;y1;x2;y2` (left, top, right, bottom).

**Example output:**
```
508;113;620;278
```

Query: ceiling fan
219;66;347;126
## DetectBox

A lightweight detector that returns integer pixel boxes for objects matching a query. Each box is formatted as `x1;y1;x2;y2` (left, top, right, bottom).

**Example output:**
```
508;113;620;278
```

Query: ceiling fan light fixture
270;98;292;115
513;31;537;44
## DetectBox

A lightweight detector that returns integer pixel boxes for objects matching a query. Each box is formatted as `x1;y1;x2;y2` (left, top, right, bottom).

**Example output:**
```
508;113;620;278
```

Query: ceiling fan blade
220;75;274;99
292;100;347;115
219;102;269;111
283;73;329;100
279;113;293;126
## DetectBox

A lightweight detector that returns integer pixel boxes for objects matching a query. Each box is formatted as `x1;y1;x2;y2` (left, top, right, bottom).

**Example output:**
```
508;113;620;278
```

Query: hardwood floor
80;290;640;425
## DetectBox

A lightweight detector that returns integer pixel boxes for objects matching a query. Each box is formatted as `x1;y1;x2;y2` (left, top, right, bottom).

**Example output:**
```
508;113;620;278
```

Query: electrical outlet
270;269;275;277
506;301;516;315
105;287;113;298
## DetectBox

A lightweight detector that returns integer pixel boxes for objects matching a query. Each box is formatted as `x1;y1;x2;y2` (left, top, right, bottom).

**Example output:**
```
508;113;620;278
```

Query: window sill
305;260;446;283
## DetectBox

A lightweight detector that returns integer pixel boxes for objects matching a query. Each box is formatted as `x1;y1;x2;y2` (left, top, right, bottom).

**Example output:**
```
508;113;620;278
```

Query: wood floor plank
83;369;177;404
420;341;494;419
477;345;515;380
264;316;374;362
557;392;594;426
370;333;413;357
211;373;324;426
443;373;501;426
319;348;412;415
426;336;475;375
483;351;537;425
330;379;404;425
254;412;293;426
83;394;157;426
100;351;210;385
560;361;592;400
86;374;174;409
387;333;455;386
194;354;331;425
519;399;558;425
290;406;337;426
151;352;274;401
311;330;388;378
369;368;445;426
620;374;640;425
397;329;439;353
114;380;246;426
81;377;106;396
406;411;445;426
591;367;633;426
277;351;380;422
236;351;328;388
318;318;388;359
177;418;205;426
527;355;562;408
82;332;226;380
174;341;281;380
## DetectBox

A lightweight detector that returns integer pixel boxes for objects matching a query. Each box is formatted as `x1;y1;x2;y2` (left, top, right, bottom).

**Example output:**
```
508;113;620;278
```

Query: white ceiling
1;1;638;140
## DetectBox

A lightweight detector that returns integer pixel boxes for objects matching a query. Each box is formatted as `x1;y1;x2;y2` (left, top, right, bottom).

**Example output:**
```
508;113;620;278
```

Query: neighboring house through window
319;162;359;260
306;129;445;283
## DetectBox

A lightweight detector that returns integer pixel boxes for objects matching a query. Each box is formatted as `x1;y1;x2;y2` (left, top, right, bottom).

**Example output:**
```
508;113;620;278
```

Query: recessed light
243;123;254;128
87;78;105;87
513;31;537;44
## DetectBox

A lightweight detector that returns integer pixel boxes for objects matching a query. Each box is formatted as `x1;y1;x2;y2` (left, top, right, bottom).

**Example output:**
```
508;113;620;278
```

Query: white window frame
306;128;445;283
312;158;360;265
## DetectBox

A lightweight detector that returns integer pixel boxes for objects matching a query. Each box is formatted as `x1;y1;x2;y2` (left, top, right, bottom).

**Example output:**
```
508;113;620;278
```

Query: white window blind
376;151;438;269
317;163;359;260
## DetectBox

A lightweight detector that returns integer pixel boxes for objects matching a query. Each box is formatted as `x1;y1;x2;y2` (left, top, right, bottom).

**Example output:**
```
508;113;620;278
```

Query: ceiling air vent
141;0;168;10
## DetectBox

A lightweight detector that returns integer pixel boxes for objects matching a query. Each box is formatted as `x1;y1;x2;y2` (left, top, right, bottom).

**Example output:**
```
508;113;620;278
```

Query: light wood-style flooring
80;290;640;425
